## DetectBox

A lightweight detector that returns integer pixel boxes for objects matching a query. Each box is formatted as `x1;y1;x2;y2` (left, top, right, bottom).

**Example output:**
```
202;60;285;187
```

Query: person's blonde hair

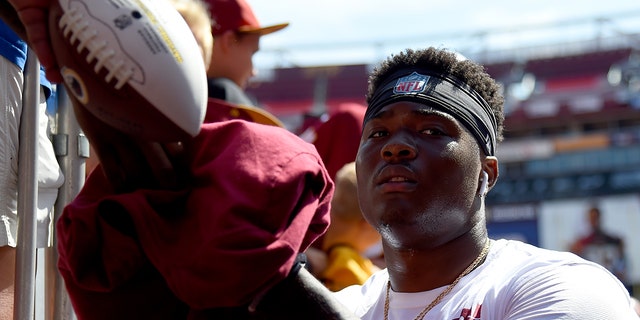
170;0;214;69
331;162;362;222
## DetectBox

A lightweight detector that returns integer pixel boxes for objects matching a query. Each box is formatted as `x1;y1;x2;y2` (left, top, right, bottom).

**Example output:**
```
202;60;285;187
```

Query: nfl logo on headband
393;72;430;95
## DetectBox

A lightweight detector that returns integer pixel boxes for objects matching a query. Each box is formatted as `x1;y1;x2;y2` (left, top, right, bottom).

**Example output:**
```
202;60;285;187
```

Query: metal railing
14;50;82;320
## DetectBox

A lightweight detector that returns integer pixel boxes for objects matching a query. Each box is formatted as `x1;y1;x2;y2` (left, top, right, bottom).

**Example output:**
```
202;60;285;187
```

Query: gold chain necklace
383;240;490;320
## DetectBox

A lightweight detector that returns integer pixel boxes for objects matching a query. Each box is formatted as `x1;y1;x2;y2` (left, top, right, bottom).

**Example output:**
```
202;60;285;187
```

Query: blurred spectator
297;112;329;141
570;205;632;294
310;103;366;179
205;0;288;107
318;162;381;291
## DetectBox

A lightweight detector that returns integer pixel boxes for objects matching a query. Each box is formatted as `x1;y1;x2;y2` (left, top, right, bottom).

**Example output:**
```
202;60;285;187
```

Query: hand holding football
48;0;207;142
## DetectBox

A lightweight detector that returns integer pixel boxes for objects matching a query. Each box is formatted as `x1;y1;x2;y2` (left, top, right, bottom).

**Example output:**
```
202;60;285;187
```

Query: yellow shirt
320;245;377;291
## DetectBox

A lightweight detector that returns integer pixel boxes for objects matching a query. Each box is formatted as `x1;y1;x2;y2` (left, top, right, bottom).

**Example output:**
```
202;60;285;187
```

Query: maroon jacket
56;100;333;319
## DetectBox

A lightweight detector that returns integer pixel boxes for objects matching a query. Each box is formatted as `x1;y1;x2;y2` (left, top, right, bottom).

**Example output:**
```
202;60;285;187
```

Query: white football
49;0;207;141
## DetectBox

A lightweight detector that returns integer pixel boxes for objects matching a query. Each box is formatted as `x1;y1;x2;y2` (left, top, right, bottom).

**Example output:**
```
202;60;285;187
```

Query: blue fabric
0;19;27;69
0;20;52;99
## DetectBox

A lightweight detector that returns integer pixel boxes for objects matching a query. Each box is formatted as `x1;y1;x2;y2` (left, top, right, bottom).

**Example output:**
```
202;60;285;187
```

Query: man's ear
218;30;237;52
482;156;499;190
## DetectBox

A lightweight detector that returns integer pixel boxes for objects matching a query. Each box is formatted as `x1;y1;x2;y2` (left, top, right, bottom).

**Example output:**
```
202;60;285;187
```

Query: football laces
58;6;134;89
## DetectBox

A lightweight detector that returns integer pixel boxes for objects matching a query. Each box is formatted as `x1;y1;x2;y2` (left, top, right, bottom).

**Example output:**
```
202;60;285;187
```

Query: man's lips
376;166;417;192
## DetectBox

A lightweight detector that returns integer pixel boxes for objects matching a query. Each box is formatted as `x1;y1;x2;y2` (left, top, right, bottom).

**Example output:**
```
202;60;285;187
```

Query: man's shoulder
490;239;588;268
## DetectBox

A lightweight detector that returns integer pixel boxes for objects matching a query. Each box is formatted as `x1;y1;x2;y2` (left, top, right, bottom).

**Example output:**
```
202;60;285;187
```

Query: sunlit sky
247;0;640;70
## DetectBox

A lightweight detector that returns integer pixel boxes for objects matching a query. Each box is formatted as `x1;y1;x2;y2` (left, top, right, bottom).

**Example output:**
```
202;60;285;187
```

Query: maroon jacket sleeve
57;120;333;317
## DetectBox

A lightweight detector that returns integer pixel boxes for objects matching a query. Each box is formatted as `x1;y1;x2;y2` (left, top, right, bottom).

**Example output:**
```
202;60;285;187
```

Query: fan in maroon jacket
0;1;352;318
56;99;335;319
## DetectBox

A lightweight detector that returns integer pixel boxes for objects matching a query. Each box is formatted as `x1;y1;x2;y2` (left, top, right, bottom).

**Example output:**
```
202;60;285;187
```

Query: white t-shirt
0;56;64;248
335;239;638;319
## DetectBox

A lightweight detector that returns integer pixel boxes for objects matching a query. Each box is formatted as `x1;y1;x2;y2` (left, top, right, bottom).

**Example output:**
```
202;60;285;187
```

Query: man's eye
421;128;444;135
369;130;388;138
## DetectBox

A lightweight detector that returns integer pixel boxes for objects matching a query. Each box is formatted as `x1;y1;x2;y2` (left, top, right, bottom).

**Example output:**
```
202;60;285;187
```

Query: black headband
365;70;497;156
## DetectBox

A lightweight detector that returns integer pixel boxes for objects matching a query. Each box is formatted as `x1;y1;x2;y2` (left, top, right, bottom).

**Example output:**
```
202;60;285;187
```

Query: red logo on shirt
453;304;482;320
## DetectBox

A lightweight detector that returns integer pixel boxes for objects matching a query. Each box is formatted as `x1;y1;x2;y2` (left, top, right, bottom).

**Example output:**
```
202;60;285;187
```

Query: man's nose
381;132;417;161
